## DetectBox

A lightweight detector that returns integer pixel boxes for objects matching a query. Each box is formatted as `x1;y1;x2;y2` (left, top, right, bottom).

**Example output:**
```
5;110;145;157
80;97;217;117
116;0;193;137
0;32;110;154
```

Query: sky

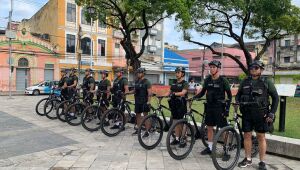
1;0;300;50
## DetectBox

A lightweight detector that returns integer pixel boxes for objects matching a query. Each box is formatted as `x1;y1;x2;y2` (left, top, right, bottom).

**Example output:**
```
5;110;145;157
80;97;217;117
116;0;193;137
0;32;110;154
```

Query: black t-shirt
67;75;78;86
82;76;95;91
58;76;68;88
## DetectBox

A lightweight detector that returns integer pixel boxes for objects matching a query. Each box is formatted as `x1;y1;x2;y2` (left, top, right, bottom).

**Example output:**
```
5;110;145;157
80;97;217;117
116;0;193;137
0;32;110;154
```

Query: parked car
25;80;59;95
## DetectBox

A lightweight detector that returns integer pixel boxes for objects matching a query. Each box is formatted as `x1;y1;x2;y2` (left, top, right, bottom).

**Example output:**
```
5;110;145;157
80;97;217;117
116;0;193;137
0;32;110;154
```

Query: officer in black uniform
97;70;111;107
59;69;68;100
168;67;189;147
131;68;152;135
67;68;78;98
194;60;232;155
110;68;129;129
236;60;279;170
82;68;95;104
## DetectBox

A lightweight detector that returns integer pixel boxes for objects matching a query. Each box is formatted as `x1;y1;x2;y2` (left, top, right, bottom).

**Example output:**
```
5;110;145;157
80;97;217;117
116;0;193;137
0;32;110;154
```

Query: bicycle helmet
208;60;222;68
136;67;146;74
115;67;124;73
101;70;109;77
249;60;265;69
175;67;186;73
85;68;94;73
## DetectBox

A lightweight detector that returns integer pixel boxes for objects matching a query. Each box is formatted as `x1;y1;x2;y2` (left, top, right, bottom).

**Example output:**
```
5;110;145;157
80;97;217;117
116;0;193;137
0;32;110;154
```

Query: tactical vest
205;76;225;104
67;75;78;86
170;80;188;98
58;77;67;88
82;76;95;91
240;77;269;109
112;77;127;94
134;78;149;104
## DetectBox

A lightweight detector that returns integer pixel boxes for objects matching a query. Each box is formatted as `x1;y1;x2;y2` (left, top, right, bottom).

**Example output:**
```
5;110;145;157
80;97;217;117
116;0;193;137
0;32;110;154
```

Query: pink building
177;47;255;82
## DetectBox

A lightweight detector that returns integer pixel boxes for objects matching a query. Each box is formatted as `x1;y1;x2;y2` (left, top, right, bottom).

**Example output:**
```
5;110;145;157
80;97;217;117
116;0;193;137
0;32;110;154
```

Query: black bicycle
56;88;80;122
65;91;94;126
211;102;259;170
81;90;110;132
35;86;61;116
137;94;172;150
100;92;135;137
166;98;207;160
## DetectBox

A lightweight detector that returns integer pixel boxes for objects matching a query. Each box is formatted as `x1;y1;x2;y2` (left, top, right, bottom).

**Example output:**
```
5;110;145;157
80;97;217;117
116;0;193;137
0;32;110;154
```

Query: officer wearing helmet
236;60;279;169
59;69;68;100
131;68;152;136
82;68;95;104
168;66;189;147
194;60;232;155
97;70;111;107
67;68;78;97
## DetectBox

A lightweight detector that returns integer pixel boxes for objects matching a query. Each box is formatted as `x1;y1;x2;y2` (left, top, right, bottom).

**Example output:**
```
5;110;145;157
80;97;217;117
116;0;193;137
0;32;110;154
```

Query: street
0;95;299;170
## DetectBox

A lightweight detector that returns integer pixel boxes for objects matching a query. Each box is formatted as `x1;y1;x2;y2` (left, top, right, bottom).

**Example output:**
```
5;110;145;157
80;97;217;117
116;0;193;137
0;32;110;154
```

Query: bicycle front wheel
100;109;125;137
56;100;70;122
166;120;195;160
138;114;163;150
211;126;241;170
66;103;85;126
35;98;49;116
44;98;61;120
81;105;103;132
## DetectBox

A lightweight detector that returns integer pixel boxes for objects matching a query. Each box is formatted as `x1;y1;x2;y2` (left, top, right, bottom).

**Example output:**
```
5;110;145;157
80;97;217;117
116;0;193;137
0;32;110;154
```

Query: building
21;0;114;82
177;47;255;83
164;42;178;51
163;48;189;85
0;24;59;92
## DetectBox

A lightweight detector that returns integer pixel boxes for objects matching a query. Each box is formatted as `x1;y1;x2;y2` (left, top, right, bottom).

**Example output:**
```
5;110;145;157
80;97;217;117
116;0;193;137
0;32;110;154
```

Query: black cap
85;68;94;73
115;68;124;73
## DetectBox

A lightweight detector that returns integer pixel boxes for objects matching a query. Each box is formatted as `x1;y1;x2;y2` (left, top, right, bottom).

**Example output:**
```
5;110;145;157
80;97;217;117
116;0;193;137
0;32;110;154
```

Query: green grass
126;95;300;139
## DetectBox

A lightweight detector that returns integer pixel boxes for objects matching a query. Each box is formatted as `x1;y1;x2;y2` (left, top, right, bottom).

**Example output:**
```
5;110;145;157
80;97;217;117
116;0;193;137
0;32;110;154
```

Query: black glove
265;112;275;123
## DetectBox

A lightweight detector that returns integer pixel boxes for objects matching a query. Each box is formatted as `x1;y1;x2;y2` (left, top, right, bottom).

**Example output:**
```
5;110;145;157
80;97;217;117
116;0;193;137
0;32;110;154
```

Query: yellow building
21;0;114;81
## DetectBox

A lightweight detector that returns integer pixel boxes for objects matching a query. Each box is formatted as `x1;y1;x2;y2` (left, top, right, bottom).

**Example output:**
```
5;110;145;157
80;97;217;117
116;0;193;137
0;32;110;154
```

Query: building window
284;57;290;63
98;39;106;56
213;55;221;59
18;58;29;67
98;13;106;28
285;40;290;47
192;57;201;61
115;43;120;57
66;34;75;53
81;37;92;55
67;3;76;22
81;8;90;25
156;40;161;48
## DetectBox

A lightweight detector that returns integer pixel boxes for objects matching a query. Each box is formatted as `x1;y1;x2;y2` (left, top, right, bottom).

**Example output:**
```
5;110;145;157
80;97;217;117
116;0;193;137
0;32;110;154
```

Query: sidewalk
0;95;299;170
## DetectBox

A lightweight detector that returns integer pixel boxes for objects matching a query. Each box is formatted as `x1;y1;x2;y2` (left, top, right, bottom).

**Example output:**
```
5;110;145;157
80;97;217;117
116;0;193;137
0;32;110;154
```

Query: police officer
97;70;111;107
194;60;232;155
82;68;95;104
236;60;278;170
132;68;152;136
168;67;189;147
110;68;129;129
67;68;78;97
59;69;68;100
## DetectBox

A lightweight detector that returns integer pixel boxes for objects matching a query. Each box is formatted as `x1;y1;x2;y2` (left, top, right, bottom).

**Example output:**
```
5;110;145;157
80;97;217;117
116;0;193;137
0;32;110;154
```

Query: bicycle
137;94;172;150
166;98;208;160
65;91;94;126
35;86;61;116
211;102;259;170
100;92;135;137
81;90;110;132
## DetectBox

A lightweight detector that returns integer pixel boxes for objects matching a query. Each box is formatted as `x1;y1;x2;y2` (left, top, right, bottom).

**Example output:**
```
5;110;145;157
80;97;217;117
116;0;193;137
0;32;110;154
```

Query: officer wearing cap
131;68;152;136
82;68;96;104
168;66;189;147
236;60;279;169
97;70;111;107
59;69;68;100
194;60;232;155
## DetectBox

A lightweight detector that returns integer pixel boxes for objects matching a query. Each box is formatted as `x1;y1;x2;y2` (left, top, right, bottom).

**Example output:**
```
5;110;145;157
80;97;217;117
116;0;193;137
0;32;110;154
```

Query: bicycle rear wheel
56;100;70;122
81;105;103;132
66;103;85;126
35;98;49;116
211;126;241;170
166;120;195;160
100;109;125;137
138;114;163;150
44;98;60;120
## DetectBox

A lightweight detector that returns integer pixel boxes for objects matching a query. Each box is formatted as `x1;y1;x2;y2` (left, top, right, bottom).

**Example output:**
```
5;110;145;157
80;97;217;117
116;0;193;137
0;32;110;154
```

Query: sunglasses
250;66;260;70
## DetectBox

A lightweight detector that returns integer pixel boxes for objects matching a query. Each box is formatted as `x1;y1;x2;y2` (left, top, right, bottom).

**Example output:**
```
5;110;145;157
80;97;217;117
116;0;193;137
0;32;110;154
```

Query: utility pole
201;47;206;84
273;40;276;83
77;25;82;82
90;18;93;69
8;0;13;99
221;29;224;75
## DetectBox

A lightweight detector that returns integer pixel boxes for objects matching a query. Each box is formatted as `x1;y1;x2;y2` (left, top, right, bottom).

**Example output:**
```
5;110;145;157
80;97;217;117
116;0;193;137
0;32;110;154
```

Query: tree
76;0;191;70
181;0;300;74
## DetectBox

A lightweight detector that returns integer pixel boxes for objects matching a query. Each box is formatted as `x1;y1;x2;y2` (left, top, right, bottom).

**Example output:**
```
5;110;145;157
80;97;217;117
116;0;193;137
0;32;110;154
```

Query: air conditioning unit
149;28;158;36
148;45;157;53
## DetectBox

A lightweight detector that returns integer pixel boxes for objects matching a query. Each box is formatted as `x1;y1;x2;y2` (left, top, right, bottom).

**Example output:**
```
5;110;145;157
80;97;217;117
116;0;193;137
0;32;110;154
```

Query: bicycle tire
44;98;60;120
138;114;163;150
166;120;195;160
56;100;70;122
35;98;49;116
100;108;125;137
66;103;85;126
81;105;102;132
200;123;209;148
211;126;241;170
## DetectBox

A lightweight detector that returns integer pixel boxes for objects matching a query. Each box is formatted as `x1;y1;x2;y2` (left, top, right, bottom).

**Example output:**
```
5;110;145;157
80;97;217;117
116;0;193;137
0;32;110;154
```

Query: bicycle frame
150;96;171;129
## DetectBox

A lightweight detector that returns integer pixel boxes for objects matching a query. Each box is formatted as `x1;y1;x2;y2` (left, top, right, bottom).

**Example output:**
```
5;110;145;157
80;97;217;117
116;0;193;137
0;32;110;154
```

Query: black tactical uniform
169;79;189;119
98;78;111;107
134;78;151;113
82;75;95;104
111;77;128;108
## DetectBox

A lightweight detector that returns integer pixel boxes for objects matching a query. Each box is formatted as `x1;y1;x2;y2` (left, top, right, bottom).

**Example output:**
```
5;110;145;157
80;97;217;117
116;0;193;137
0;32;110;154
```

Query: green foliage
238;72;247;81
